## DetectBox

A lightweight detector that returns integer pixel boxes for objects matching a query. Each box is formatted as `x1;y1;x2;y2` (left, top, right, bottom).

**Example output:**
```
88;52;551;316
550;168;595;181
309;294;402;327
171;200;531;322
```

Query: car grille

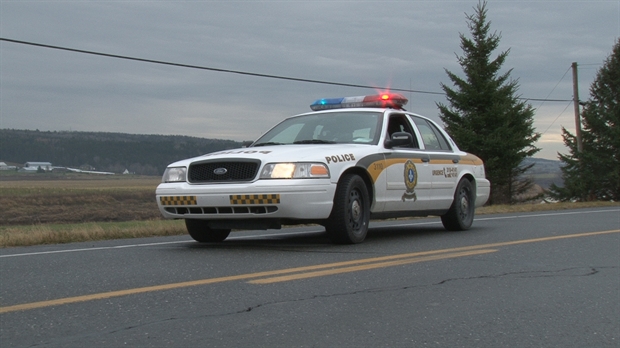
188;160;260;183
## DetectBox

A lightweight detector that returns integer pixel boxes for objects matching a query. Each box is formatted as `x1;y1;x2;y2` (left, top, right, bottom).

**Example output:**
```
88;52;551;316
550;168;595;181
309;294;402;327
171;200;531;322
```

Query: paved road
1;207;619;347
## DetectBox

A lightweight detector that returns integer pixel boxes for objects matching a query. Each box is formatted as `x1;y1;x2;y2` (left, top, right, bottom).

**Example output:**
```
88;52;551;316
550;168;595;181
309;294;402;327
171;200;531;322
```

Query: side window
412;117;452;151
386;114;419;148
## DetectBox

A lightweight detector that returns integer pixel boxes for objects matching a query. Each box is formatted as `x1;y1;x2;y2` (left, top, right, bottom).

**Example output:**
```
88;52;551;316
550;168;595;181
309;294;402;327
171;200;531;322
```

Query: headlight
162;167;187;183
260;163;330;179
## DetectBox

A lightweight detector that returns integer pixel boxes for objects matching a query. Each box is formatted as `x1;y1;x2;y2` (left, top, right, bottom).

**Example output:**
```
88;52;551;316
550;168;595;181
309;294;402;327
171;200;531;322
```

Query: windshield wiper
253;142;284;147
293;139;337;144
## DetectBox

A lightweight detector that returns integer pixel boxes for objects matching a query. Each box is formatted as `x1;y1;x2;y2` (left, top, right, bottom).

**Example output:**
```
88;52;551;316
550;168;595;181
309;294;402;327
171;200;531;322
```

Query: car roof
293;107;430;121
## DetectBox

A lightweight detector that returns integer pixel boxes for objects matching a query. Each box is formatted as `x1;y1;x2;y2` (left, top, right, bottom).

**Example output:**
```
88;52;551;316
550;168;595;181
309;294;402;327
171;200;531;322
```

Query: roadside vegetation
1;173;617;247
0;220;186;248
437;1;540;205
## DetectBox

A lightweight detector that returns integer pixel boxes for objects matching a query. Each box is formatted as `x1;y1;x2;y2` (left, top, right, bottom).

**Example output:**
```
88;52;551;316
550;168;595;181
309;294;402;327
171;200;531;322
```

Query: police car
156;93;490;244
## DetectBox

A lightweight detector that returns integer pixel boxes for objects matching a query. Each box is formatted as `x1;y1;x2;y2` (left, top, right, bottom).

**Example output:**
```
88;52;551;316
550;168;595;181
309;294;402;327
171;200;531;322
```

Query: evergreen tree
551;39;620;201
437;1;540;204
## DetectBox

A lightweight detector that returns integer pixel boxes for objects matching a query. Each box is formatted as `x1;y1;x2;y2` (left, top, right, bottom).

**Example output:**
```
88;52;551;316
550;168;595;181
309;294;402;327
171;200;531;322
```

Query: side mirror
384;132;413;149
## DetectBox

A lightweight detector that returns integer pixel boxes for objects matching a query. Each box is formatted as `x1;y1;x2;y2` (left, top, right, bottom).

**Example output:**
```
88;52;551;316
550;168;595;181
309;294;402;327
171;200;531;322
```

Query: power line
0;37;572;102
535;65;572;110
535;65;574;138
542;101;573;136
0;38;440;96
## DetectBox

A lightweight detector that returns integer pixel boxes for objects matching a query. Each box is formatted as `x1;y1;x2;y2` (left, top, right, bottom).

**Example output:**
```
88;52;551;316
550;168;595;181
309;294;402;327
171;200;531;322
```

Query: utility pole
572;62;583;152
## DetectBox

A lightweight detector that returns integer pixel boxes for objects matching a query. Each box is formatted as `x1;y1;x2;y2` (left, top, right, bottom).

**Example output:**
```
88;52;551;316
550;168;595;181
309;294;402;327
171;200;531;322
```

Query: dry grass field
0;174;162;225
1;173;618;247
0;173;188;246
0;220;186;248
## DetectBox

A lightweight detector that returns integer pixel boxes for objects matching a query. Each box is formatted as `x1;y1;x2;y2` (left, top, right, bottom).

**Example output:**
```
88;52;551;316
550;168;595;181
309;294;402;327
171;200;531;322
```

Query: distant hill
522;157;564;189
0;129;243;175
0;129;565;184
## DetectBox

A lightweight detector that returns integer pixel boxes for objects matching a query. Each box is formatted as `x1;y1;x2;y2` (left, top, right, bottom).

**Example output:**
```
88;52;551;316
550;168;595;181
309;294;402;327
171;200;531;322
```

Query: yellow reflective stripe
459;153;484;165
230;194;281;205
159;196;197;206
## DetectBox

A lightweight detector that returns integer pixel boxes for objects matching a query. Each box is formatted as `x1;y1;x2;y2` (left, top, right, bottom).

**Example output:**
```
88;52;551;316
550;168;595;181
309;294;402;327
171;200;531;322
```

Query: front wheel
325;174;370;244
441;179;475;231
185;219;231;243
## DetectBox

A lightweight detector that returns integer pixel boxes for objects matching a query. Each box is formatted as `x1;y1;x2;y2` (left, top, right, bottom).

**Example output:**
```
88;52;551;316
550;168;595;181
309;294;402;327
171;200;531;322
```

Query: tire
185;219;231;243
441;178;475;231
325;174;370;244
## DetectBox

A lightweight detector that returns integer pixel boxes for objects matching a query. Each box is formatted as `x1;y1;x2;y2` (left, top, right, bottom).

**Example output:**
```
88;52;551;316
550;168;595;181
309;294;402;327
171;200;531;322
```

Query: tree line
0;129;242;176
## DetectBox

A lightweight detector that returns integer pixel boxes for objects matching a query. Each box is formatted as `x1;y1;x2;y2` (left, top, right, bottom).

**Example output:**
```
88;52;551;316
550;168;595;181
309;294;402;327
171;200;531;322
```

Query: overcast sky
1;0;618;160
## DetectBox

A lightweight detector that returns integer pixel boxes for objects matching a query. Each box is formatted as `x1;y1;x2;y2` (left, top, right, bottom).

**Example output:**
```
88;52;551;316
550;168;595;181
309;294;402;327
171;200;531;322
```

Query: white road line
1;208;618;258
0;240;189;258
372;209;620;227
0;231;323;258
476;208;620;221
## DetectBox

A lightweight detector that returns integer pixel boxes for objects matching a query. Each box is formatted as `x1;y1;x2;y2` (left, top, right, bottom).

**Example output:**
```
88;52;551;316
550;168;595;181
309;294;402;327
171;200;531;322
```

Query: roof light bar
310;93;408;111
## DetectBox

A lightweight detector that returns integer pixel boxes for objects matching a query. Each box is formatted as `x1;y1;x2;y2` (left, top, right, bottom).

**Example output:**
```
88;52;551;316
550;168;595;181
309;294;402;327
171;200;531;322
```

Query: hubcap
460;195;469;211
351;199;361;222
458;188;470;220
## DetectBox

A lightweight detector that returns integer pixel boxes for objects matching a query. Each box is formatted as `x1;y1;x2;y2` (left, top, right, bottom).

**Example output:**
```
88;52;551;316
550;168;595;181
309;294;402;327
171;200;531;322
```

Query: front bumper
156;179;336;221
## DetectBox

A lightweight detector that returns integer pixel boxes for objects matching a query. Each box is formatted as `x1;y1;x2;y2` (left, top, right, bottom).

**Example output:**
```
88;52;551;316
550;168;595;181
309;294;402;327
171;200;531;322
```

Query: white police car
156;93;490;244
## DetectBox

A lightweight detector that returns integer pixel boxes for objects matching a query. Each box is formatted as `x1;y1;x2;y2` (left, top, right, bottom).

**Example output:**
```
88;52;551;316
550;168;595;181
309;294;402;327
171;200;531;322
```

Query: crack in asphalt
434;266;614;285
234;266;619;315
100;285;422;336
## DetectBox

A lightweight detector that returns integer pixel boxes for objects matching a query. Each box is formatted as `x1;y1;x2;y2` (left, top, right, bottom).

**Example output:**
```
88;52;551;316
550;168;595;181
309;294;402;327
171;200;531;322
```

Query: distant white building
0;162;17;170
21;162;53;172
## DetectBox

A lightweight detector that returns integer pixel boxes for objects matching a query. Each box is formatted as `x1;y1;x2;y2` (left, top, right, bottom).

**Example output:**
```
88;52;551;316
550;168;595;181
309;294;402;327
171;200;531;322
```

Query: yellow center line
1;229;618;314
249;249;497;284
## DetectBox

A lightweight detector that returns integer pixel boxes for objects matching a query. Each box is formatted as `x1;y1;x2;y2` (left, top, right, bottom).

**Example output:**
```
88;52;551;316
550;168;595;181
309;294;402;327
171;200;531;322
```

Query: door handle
452;158;459;164
421;157;430;163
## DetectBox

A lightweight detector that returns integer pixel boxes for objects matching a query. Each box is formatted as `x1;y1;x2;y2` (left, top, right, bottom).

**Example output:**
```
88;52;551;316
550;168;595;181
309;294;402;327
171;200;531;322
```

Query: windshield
253;111;383;146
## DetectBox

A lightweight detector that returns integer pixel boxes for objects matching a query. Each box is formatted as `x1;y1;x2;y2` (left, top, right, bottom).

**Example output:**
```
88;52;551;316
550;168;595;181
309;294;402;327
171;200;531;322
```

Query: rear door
411;116;460;210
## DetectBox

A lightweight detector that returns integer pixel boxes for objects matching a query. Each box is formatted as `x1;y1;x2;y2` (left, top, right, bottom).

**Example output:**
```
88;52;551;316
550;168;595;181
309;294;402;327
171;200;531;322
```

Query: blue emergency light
310;93;408;111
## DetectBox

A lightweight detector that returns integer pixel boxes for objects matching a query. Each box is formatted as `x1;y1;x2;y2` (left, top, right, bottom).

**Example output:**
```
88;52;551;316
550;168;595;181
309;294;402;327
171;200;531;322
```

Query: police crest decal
402;159;418;201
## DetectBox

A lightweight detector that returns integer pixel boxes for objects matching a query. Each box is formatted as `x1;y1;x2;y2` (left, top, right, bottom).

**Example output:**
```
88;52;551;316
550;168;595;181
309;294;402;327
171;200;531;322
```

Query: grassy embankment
1;173;618;247
0;174;186;247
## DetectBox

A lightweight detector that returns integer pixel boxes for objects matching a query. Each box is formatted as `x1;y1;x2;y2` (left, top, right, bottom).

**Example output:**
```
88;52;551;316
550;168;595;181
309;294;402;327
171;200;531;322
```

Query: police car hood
167;144;370;167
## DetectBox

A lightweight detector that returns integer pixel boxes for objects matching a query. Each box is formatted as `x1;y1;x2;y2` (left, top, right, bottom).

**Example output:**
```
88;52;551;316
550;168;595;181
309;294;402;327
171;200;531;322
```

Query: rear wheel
325;174;370;244
185;219;231;243
441;179;475;231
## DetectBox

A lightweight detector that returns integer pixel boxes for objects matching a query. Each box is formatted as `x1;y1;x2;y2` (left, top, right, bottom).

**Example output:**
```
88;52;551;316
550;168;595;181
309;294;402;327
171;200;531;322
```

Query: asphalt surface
1;207;619;347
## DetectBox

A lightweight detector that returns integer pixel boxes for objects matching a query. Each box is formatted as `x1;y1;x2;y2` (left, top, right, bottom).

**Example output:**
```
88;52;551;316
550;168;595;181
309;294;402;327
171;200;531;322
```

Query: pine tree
437;1;540;204
551;39;620;201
